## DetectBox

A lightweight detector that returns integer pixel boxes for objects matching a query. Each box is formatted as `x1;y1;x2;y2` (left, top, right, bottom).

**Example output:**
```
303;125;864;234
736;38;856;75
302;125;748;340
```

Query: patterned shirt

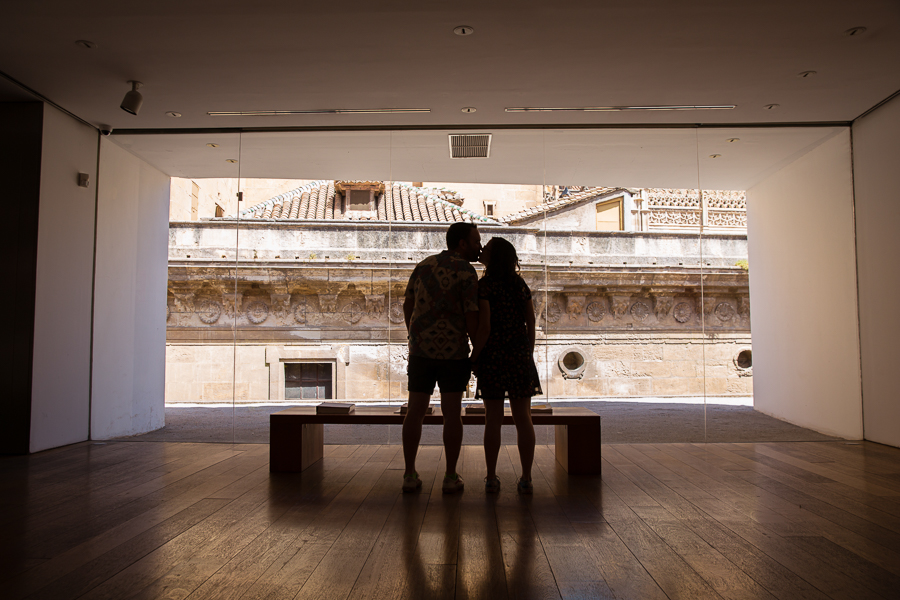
405;250;479;359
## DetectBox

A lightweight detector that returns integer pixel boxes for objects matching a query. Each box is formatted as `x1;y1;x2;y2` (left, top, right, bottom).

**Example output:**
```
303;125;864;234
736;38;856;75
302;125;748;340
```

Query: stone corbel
738;295;750;319
222;293;243;318
565;295;586;320
172;291;195;324
609;295;632;319
652;294;675;319
270;293;291;322
701;296;717;317
365;294;385;316
318;293;339;313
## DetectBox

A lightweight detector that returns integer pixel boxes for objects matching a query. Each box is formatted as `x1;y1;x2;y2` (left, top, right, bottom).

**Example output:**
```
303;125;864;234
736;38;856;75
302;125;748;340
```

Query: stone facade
166;183;751;404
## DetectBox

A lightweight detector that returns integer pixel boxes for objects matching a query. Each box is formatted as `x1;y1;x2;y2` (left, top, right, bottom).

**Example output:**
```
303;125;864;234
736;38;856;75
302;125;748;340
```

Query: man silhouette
401;222;482;493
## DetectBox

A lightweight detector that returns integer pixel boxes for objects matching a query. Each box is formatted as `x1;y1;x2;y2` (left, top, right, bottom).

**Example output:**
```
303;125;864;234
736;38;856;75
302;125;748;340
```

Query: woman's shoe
402;472;423;493
484;476;501;493
516;477;533;495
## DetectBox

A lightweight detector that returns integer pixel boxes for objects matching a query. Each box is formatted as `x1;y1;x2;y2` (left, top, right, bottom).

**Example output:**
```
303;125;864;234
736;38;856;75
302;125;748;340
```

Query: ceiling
3;1;898;186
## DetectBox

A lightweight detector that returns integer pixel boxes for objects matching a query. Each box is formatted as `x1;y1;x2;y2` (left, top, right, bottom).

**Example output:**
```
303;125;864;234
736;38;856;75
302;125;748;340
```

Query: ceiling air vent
449;133;491;159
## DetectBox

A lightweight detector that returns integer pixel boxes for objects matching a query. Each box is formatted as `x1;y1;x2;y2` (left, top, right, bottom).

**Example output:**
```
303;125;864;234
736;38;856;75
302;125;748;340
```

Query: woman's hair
485;237;520;280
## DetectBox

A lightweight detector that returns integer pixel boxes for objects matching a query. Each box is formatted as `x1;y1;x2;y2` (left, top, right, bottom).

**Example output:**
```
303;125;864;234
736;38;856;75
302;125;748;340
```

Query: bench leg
554;422;602;475
270;420;324;473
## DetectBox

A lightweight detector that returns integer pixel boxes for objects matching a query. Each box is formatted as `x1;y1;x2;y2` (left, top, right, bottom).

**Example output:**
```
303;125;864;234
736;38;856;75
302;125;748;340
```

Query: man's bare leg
440;392;464;475
402;391;432;475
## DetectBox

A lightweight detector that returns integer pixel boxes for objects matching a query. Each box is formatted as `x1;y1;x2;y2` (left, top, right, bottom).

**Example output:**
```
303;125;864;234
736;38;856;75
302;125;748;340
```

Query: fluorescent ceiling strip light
505;105;735;112
208;108;431;116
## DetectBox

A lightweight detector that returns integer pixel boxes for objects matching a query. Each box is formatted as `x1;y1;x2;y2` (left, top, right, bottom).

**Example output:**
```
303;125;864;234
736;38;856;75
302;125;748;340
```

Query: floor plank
3;440;900;599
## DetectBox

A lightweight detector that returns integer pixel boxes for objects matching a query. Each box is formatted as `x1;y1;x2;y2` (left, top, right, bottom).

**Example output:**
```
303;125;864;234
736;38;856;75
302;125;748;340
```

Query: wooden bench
270;406;601;475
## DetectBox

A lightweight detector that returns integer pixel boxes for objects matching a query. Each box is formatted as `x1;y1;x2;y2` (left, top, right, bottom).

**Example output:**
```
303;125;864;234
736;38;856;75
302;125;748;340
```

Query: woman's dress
474;274;543;400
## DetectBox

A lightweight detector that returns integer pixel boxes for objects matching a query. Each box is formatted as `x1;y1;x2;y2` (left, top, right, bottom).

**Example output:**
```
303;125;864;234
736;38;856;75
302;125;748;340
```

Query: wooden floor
2;440;900;600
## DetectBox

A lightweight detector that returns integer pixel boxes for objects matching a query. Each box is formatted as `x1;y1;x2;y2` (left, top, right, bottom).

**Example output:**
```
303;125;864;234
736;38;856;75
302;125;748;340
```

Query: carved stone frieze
172;292;195;325
293;300;308;324
318;294;338;313
707;211;747;227
270;294;291;323
652;295;674;319
537;301;561;324
648;210;701;226
388;301;404;324
701;296;717;317
365;294;385;316
586;300;606;323
673;302;693;323
196;299;222;324
565;295;586;320
609;295;631;319
222;293;242;319
738;295;750;320
715;302;736;322
245;300;269;324
630;301;651;322
342;301;364;324
646;188;701;208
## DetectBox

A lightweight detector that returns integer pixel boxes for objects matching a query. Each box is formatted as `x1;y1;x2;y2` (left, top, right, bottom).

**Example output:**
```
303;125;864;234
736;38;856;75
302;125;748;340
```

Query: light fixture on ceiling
453;26;474;36
709;154;722;159
726;138;740;143
763;103;780;110
207;108;430;116
226;159;238;163
75;40;96;49
797;70;817;78
844;26;867;37
206;143;219;148
461;107;477;113
120;81;143;115
504;105;735;112
165;111;182;118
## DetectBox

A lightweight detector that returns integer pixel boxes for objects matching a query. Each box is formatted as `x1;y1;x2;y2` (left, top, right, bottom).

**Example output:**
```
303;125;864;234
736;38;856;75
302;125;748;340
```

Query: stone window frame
558;346;588;379
266;346;348;401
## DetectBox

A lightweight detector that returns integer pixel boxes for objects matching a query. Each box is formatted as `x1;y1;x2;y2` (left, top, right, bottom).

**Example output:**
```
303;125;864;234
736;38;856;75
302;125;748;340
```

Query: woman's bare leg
509;399;534;481
483;400;504;480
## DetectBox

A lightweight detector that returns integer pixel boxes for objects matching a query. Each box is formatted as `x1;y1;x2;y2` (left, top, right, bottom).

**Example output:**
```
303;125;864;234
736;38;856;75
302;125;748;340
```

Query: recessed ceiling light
763;104;780;110
165;111;182;117
207;108;430;116
461;107;476;113
453;26;474;36
844;26;867;37
75;40;96;49
206;143;219;148
798;70;817;78
709;154;722;159
505;105;735;112
226;159;238;163
726;138;740;143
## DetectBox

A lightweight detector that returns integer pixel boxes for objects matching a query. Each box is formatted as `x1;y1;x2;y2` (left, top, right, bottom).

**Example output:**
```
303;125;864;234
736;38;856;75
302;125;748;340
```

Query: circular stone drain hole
736;349;752;369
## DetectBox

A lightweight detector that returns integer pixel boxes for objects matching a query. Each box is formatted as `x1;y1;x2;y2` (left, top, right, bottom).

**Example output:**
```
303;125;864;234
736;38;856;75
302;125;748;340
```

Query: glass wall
141;125;846;445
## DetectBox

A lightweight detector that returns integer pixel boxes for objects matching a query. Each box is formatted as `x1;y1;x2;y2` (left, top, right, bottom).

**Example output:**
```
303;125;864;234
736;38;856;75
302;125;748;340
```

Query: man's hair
446;222;478;250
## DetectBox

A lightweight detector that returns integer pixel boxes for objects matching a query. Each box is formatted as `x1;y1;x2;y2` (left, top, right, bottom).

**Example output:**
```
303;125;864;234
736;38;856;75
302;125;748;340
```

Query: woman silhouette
470;237;542;494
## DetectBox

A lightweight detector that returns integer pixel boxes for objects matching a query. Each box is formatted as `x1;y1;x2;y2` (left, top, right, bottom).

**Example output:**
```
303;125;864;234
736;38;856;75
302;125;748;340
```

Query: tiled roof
498;187;625;225
234;181;501;224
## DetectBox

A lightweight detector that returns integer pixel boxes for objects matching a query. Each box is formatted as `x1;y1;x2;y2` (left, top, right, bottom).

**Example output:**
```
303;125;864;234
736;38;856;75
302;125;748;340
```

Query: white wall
29;106;98;452
746;130;862;439
92;139;170;439
852;95;900;448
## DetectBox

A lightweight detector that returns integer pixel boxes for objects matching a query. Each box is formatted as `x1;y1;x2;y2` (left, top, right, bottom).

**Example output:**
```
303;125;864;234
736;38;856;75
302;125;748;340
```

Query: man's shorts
407;355;472;394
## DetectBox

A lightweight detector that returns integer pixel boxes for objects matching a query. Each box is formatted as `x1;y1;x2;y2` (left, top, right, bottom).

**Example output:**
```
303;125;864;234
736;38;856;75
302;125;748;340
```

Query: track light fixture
120;81;143;115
